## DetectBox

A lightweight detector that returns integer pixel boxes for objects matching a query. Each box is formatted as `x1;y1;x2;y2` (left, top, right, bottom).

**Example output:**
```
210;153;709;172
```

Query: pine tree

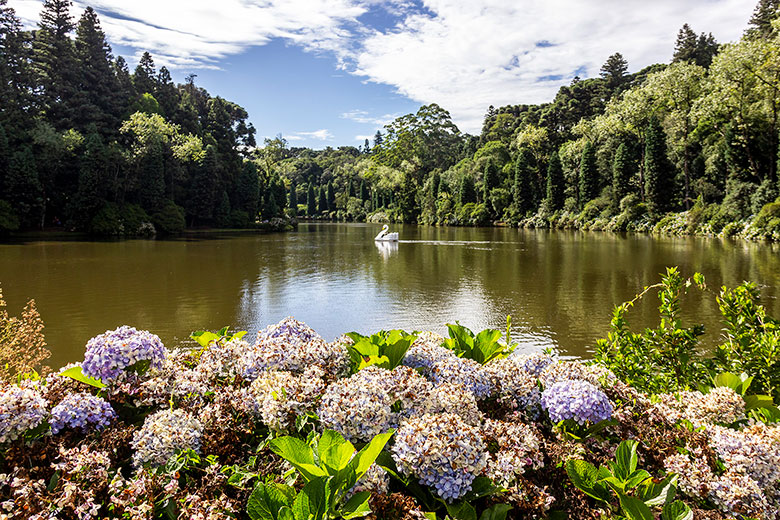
431;170;440;200
289;181;298;216
483;161;499;209
112;56;135;118
546;150;565;211
579;141;599;207
746;0;780;39
373;130;383;150
347;177;356;198
34;0;79;129
600;53;628;90
612;142;634;207
318;185;327;215
673;24;698;63
459;175;476;205
0;1;34;133
133;51;157;95
5;146;43;228
307;184;316;216
363;138;370;155
155;66;178;117
513;148;535;216
359;180;369;201
138;142;165;212
215;190;231;227
326;180;335;211
235;161;259;218
188;144;218;224
399;172;418;223
73;7;119;134
68;131;105;228
644;117;675;215
0;123;8;189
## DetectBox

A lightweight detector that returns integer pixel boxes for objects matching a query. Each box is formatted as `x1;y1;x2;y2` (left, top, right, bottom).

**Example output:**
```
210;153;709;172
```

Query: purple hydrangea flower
429;357;493;399
50;392;116;434
541;379;613;425
0;384;48;443
392;413;488;502
82;326;166;384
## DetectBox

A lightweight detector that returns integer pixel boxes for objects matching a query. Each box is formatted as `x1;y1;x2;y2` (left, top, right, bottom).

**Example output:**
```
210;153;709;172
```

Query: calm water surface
2;223;779;368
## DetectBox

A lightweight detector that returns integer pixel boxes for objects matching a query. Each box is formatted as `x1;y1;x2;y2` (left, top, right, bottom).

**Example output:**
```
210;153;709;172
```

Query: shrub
119;204;153;236
751;178;778;214
0;200;20;234
457;202;475;225
152;201;186;234
89;202;124;236
470;203;490;226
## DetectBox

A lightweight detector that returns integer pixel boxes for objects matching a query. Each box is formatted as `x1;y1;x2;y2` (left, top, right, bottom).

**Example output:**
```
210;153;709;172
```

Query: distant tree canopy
1;0;779;235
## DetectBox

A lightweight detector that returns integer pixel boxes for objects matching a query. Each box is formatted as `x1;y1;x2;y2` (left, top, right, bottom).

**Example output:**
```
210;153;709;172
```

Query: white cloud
341;109;398;126
288;129;334;141
8;0;756;133
355;134;374;141
351;0;756;132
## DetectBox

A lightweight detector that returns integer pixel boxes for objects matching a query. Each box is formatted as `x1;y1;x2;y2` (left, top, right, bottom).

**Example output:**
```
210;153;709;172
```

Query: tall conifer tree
579;141;599;207
546;150;565;211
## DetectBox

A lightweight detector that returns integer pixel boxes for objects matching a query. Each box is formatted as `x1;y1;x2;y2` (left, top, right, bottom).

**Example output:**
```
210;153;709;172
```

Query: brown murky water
2;224;779;368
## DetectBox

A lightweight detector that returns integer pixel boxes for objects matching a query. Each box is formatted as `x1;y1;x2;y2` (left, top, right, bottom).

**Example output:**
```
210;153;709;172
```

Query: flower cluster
425;382;483;425
511;352;555;376
51;445;112;519
347;463;390;498
708;423;780;489
652;387;746;427
393;413;488;502
483;357;541;413
249;366;326;432
82;326;166;384
243;317;349;380
50;392;116;434
131;409;203;469
541;379;613;425
402;332;455;372
0;384;48;443
539;361;614;389
318;372;394;442
429;357;493;399
481;418;544;487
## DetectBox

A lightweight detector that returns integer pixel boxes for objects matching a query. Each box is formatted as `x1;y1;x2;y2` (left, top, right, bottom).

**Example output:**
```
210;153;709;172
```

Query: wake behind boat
374;224;399;242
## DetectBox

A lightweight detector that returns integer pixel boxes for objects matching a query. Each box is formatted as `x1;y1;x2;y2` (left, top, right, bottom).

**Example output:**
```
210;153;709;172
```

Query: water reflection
374;240;399;260
0;223;778;368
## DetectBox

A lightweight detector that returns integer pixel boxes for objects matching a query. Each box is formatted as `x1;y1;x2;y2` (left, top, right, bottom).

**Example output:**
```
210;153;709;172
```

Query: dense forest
2;0;780;239
0;0;289;235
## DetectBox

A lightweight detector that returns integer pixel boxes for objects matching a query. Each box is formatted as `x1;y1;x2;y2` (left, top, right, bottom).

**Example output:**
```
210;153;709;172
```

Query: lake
2;223;779;368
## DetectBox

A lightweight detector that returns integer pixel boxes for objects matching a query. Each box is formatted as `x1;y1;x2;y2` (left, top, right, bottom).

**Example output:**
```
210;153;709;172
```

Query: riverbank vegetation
1;268;779;519
3;1;780;240
268;1;780;241
0;0;293;237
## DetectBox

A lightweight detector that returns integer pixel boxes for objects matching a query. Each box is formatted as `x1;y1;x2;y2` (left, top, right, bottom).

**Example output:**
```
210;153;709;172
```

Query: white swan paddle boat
374;224;399;242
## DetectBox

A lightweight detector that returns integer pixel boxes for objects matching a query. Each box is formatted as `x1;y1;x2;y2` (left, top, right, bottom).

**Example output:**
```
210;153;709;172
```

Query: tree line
0;0;289;235
3;0;780;238
274;0;780;239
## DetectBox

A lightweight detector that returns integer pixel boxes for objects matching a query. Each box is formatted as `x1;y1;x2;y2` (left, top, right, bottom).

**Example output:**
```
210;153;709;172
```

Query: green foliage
594;268;707;394
0;200;20;233
344;329;417;372
59;365;105;389
546;150;565;211
710;282;780;400
442;322;515;364
260;430;394;520
579;141;599;207
190;325;247;349
565;440;685;520
644;117;675;215
152;201;186;234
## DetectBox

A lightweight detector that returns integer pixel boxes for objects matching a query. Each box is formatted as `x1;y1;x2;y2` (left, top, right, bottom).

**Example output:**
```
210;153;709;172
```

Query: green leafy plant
191;326;248;348
441;322;515;365
59;365;105;389
594;268;708;394
248;429;394;520
565;440;689;520
344;330;417;372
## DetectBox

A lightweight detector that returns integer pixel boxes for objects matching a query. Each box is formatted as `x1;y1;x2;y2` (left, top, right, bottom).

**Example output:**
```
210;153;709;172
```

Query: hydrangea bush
0;384;48;443
50;393;116;434
82;326;166;384
541;379;613;425
3;315;780;520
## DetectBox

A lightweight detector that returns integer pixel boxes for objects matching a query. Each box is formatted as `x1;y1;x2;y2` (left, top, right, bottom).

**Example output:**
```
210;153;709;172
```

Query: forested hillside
273;0;780;240
2;0;780;240
0;0;289;235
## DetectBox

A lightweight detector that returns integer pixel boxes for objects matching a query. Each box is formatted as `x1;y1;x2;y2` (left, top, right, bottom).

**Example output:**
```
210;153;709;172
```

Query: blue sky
10;0;755;149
